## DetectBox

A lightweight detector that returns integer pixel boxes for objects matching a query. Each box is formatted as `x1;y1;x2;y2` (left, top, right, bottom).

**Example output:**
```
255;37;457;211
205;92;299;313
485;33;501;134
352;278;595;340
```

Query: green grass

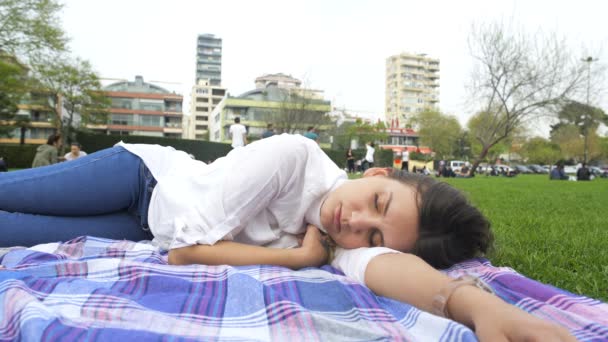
442;175;608;301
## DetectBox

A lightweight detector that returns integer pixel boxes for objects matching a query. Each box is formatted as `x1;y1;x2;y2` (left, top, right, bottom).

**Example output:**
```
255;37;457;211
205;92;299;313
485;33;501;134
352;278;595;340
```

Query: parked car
449;160;467;173
590;166;608;178
563;165;577;174
527;164;549;174
513;165;533;174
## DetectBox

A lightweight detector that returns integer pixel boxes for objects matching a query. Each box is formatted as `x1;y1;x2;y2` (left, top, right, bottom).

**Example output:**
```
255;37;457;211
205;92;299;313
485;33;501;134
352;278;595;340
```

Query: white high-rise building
385;52;439;124
186;79;226;140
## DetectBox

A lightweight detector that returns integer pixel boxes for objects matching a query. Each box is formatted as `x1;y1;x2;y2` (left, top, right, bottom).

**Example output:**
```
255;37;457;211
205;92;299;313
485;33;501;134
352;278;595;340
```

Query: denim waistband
137;161;157;230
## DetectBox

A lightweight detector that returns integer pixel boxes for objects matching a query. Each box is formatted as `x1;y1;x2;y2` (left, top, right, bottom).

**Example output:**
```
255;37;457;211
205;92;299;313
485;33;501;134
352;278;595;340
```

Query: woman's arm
365;253;576;342
169;225;329;269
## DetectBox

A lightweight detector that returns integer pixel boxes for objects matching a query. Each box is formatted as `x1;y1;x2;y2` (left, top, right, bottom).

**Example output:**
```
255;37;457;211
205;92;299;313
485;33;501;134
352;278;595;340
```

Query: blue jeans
0;146;155;247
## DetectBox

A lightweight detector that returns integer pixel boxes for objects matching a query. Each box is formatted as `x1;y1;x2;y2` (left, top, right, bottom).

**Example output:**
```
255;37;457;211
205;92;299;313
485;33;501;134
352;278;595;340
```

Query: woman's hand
295;225;330;268
471;298;576;342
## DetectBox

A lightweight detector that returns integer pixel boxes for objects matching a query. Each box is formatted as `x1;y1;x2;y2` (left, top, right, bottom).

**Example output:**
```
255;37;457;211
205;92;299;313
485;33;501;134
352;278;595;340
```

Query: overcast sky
60;0;607;135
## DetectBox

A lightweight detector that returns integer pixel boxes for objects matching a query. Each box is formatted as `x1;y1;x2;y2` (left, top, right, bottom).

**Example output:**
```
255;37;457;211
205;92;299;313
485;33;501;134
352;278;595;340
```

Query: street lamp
581;56;598;164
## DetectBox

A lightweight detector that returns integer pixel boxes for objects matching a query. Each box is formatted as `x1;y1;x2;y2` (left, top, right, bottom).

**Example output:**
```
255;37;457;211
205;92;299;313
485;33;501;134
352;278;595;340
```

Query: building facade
209;74;332;146
195;34;222;86
385;52;439;124
186;79;226;140
91;76;184;138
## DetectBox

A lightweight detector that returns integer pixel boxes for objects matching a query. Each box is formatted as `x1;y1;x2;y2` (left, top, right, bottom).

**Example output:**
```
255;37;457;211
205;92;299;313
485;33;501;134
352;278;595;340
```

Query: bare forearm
364;253;499;329
169;241;310;269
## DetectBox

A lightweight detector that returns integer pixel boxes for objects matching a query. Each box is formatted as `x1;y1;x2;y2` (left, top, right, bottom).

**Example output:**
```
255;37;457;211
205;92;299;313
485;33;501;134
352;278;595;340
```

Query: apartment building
385;52;439;124
186;79;226;140
195;34;222;86
91;76;184;138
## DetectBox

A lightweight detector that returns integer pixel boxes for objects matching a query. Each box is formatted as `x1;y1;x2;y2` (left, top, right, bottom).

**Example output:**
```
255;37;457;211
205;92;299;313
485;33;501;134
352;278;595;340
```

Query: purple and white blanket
0;236;606;341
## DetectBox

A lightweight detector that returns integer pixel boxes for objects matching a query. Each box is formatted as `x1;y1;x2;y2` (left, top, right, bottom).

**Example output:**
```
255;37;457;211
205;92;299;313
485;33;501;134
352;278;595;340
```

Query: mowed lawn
442;175;607;302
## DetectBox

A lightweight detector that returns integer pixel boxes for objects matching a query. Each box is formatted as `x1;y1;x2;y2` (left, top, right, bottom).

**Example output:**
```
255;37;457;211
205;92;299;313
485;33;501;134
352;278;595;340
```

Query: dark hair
71;142;81;148
235;117;240;123
307;126;314;131
46;133;61;145
267;123;273;129
388;170;493;269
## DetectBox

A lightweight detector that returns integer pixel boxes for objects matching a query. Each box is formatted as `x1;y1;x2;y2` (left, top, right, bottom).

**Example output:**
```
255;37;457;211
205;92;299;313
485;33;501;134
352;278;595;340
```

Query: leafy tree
412;109;462;160
0;0;67;59
465;21;590;175
345;118;388;147
551;124;602;162
31;57;110;150
520;137;561;165
0;55;29;138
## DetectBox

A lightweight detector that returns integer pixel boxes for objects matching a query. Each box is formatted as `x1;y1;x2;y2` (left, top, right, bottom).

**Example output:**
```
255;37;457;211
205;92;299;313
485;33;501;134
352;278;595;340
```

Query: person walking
364;142;375;170
401;149;409;172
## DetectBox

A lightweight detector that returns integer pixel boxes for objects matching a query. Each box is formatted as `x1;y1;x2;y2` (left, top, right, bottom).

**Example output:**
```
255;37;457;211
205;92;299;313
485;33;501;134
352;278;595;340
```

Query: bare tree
465;21;591;175
274;87;331;135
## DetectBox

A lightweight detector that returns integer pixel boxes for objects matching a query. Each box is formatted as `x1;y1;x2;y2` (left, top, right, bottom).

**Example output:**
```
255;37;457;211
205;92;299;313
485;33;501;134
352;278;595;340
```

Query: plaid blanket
0;236;606;341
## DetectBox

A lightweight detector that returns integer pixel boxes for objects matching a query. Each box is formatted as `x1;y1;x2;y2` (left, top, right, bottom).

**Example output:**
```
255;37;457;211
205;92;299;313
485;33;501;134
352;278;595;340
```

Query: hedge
75;131;232;163
0;132;394;170
0;144;38;168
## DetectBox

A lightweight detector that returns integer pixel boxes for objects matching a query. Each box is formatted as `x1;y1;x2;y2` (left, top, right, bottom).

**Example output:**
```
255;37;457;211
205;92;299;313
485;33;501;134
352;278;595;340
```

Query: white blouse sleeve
332;247;402;285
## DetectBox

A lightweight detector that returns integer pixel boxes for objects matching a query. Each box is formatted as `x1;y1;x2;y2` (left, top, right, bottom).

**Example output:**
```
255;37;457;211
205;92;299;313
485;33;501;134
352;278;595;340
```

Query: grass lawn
350;172;608;301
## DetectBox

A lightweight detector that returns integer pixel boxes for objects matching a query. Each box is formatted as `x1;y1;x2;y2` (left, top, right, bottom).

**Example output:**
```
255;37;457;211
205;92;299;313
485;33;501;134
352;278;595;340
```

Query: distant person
401;149;409;172
32;133;61;168
64;142;88;161
364;142;375;170
421;166;430;176
0;157;7;172
412;165;418;173
459;162;471;177
346;148;355;173
229;117;247;148
576;163;591;181
261;123;275;139
303;126;319;143
550;164;568;180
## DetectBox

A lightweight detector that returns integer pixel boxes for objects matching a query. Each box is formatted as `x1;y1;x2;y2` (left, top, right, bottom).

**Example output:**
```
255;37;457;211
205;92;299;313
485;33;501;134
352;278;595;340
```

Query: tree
520;137;561;165
412;109;462;160
0;55;30;138
274;87;332;135
0;0;67;59
31;57;109;150
465;21;589;175
345;118;388;147
550;124;602;162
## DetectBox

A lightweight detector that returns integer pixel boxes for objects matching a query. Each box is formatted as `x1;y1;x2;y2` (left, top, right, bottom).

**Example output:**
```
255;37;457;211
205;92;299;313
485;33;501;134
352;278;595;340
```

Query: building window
139;115;163;127
195;115;208;121
195;106;209;112
196;89;209;94
196;97;209;103
195;125;208;130
212;89;225;96
111;114;134;126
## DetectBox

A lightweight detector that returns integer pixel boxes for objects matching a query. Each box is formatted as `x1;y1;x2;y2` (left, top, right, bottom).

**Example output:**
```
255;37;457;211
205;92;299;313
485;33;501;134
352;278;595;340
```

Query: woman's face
320;169;419;252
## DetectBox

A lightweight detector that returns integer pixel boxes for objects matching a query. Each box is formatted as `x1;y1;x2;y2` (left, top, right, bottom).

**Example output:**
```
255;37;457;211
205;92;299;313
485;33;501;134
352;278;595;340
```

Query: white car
449;160;467;173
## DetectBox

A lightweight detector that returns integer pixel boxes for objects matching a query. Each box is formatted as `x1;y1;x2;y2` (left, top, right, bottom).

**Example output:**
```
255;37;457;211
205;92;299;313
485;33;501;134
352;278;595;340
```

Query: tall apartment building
186;79;226;140
385;52;439;124
195;34;222;86
92;76;184;138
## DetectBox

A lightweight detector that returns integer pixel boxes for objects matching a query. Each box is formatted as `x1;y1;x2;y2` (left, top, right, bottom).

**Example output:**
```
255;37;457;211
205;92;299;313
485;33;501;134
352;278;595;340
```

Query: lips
333;203;342;234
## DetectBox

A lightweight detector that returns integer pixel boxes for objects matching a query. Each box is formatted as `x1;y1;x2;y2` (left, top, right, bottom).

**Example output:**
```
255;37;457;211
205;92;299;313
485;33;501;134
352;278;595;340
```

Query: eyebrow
384;191;393;216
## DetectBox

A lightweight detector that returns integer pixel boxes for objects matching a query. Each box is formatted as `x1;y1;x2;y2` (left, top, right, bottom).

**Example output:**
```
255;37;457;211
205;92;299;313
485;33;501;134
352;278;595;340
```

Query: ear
363;167;392;178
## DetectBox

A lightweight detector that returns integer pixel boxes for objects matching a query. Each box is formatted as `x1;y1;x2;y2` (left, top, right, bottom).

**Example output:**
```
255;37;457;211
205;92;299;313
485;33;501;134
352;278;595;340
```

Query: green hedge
0;132;394;170
323;148;393;168
0;144;38;168
75;132;232;163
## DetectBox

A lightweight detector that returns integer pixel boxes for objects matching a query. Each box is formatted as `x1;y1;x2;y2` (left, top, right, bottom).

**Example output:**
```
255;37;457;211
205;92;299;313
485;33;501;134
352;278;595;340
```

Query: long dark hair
388;170;493;269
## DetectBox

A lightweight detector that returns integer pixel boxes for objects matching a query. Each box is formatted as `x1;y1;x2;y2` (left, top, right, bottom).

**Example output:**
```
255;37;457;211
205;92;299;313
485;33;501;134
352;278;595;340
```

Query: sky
59;0;608;136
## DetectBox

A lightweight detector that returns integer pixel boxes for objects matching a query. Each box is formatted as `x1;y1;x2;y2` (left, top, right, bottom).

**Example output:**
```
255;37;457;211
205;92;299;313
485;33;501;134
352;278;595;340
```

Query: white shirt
229;123;247;148
64;151;87;161
365;145;375;163
402;150;409;162
117;134;399;285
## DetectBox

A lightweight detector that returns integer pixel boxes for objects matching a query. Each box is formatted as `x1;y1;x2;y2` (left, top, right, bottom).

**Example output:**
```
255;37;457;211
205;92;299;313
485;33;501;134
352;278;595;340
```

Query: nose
348;210;375;235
